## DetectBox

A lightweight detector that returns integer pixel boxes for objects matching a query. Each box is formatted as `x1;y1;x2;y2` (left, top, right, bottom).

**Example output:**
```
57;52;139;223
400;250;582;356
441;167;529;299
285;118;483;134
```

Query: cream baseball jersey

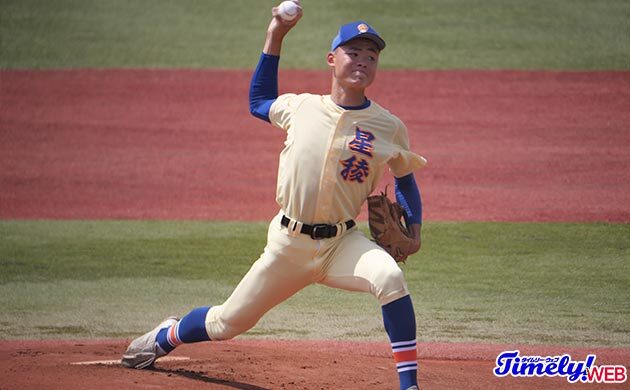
269;93;427;225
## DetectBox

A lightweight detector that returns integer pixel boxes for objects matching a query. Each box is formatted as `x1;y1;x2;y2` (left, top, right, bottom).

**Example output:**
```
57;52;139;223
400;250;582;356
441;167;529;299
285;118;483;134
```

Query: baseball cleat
121;316;179;369
405;386;419;390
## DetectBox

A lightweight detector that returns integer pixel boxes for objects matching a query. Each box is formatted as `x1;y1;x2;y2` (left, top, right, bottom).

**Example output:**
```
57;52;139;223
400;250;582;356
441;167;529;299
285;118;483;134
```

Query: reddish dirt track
1;69;629;222
2;339;629;390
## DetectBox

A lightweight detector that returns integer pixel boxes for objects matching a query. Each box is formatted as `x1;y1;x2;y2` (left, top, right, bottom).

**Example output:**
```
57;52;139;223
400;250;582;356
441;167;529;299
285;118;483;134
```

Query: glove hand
367;188;421;263
396;224;421;263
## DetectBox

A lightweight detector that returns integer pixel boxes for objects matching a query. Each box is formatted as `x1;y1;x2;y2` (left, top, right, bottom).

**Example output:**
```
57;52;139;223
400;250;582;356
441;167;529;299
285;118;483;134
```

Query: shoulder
269;93;324;128
368;100;406;133
276;92;320;104
272;93;320;111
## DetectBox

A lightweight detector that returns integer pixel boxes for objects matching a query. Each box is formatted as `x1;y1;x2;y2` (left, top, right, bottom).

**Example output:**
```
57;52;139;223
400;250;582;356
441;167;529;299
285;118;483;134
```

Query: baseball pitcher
122;2;426;389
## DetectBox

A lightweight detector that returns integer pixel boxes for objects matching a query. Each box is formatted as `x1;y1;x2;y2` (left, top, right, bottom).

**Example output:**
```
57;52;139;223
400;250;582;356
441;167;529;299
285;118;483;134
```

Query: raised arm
249;1;302;122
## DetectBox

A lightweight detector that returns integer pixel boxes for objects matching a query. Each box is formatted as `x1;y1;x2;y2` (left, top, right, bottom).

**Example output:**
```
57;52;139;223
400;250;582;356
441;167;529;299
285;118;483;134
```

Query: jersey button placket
314;112;347;222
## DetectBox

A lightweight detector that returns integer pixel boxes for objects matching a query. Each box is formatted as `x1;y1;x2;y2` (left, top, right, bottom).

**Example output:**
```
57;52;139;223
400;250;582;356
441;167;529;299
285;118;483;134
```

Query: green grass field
1;0;629;70
1;221;629;347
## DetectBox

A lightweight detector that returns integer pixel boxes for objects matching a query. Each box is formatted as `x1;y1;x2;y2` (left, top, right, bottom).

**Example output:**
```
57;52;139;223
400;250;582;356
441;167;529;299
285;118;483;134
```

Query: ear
326;51;335;68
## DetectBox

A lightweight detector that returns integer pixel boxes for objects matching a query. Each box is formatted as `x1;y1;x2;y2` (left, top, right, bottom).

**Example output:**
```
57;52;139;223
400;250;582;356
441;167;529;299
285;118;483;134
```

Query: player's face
328;39;380;90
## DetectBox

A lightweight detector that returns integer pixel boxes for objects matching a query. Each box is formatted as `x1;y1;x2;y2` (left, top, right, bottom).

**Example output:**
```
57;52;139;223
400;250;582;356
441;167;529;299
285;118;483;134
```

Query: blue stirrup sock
382;295;418;390
155;306;211;355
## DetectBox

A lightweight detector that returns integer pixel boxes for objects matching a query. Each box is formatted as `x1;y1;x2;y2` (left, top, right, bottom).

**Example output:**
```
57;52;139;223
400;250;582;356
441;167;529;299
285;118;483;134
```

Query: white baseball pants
205;212;409;340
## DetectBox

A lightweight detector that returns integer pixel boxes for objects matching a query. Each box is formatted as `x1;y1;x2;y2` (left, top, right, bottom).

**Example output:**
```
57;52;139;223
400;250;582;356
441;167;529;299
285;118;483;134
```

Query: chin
348;77;371;87
354;80;373;89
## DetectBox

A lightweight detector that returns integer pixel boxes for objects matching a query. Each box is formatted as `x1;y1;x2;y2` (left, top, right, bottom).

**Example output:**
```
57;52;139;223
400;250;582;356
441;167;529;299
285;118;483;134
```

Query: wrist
409;223;422;240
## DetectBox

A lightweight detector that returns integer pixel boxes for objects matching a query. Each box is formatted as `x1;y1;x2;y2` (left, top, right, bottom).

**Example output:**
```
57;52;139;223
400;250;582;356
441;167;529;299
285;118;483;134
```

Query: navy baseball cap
331;21;386;52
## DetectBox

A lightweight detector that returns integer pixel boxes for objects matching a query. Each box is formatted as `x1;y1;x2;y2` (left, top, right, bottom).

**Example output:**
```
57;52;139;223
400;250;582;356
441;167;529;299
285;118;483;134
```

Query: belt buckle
310;224;330;240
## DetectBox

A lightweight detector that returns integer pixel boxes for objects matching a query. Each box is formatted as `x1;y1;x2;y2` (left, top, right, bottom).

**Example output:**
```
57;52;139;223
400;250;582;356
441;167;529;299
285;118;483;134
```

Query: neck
330;79;366;107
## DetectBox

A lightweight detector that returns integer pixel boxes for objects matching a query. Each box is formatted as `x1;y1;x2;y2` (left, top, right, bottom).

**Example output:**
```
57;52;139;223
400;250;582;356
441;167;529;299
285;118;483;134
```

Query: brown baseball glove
367;187;417;262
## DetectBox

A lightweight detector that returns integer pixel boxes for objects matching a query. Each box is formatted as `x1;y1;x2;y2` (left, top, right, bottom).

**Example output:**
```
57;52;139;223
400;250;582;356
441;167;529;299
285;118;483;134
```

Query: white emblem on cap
357;24;369;33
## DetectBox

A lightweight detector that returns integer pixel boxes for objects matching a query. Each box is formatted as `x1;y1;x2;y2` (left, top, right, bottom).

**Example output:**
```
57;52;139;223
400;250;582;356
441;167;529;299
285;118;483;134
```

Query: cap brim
340;33;386;51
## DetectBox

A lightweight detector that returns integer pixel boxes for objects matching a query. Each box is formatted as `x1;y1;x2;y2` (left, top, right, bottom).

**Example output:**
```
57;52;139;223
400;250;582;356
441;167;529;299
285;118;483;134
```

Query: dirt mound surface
2;339;628;389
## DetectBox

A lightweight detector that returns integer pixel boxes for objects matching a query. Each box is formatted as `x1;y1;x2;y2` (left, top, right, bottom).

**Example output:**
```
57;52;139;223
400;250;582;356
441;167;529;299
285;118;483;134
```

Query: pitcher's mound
2;339;628;389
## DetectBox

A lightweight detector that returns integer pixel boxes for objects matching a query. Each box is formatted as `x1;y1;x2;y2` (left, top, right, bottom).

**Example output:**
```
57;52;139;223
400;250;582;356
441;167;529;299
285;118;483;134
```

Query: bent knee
207;322;240;341
373;266;408;305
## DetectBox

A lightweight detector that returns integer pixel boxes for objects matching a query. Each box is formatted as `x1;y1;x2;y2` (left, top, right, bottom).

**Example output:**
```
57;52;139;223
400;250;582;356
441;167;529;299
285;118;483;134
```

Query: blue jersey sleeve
394;173;423;225
249;53;280;122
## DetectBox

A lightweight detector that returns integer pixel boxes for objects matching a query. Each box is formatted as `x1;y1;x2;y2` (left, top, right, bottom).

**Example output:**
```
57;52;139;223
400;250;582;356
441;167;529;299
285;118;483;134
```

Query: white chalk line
71;356;190;365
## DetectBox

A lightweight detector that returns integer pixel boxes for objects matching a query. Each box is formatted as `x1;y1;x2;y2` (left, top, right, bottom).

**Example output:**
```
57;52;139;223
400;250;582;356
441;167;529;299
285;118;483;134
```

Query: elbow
248;95;257;116
248;99;261;119
249;103;271;123
248;97;273;123
248;102;257;117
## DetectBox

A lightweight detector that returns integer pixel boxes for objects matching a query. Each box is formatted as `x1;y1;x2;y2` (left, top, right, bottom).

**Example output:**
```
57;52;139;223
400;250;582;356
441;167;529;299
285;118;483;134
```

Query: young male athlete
122;3;426;389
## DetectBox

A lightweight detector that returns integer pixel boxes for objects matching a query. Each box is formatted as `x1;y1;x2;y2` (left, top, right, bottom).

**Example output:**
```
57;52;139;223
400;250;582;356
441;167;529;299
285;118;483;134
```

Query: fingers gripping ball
277;1;299;21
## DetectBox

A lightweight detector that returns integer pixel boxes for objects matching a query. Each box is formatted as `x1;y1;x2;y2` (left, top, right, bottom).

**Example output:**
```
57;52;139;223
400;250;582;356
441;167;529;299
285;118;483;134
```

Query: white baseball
277;1;299;21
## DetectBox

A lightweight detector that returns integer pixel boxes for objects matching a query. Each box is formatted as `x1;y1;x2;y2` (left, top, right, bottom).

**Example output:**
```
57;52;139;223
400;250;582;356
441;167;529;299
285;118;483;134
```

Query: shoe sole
121;352;156;369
